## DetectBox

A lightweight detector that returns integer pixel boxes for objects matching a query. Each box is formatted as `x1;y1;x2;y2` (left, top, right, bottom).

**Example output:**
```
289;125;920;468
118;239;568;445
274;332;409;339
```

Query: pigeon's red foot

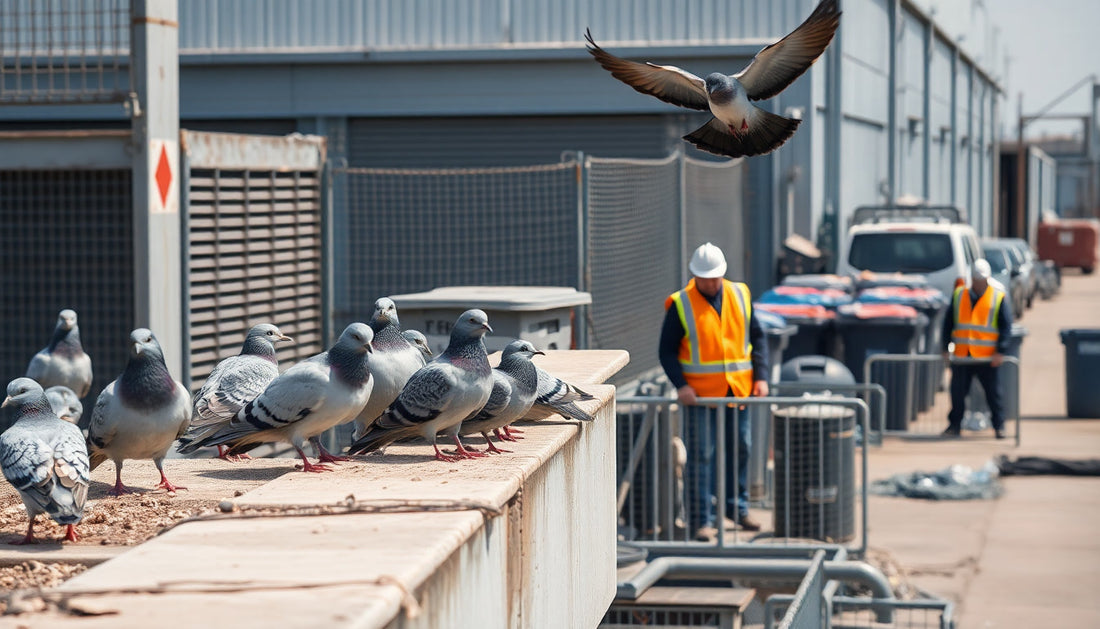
156;474;188;493
433;445;462;463
108;481;134;497
63;525;80;543
298;460;333;473
495;428;520;443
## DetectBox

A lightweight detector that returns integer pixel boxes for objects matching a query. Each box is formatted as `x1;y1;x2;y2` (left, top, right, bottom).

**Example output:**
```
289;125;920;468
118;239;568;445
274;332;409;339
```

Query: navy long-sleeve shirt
658;287;769;391
941;286;1014;355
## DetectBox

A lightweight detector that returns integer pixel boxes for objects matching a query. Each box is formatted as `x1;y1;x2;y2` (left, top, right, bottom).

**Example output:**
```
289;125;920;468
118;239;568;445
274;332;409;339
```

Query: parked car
837;204;982;300
1001;238;1039;308
981;240;1027;318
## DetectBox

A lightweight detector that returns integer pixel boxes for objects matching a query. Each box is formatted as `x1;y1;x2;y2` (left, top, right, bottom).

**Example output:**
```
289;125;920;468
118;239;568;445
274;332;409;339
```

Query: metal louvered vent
182;131;327;391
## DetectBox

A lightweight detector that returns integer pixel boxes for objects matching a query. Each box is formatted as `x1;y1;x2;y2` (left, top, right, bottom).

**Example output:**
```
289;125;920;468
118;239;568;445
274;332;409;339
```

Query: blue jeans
682;403;751;530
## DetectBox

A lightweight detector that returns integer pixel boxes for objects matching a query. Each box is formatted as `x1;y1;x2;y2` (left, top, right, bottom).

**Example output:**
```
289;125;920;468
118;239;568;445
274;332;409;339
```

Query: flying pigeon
348;309;493;463
0;378;89;544
402;329;435;361
458;340;543;454
25;309;93;398
352;298;428;439
585;0;840;158
524;363;597;423
44;386;83;425
178;323;375;473
87;329;192;495
183;323;293;460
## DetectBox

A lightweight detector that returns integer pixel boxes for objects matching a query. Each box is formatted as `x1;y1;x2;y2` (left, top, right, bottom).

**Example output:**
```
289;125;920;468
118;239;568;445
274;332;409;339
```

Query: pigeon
183;323;293;460
348;309;494;462
402;329;434;361
585;0;840;158
25;309;93;398
458;340;543;454
352;298;428;439
0;378;89;544
524;363;597;423
87;329;192;496
178;323;375;473
44;386;83;425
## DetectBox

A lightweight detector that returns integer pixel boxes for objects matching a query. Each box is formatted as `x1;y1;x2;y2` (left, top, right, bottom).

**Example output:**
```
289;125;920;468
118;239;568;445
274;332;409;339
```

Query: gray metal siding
347;115;678;168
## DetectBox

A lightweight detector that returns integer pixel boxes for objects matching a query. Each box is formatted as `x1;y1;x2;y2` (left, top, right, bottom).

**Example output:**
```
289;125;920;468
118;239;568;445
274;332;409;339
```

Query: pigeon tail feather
684;112;800;158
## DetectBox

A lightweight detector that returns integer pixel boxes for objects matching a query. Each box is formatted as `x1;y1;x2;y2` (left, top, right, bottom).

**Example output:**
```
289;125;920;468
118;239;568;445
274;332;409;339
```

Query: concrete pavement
865;269;1100;627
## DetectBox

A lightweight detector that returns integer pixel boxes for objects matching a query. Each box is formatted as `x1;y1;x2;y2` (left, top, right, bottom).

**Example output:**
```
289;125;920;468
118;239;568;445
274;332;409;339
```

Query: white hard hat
689;242;727;278
972;259;992;279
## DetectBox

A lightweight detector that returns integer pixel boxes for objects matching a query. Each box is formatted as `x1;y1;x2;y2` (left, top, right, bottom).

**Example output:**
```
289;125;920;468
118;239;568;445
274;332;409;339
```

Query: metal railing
616;395;871;556
863;354;1021;446
775;549;827;628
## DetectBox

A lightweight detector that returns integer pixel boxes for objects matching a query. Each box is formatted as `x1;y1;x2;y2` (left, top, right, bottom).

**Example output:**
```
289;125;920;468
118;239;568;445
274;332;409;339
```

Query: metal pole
1016;93;1026;238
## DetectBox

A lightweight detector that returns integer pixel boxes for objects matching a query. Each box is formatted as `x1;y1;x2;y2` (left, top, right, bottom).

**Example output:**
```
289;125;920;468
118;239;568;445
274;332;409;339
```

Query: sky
985;0;1100;140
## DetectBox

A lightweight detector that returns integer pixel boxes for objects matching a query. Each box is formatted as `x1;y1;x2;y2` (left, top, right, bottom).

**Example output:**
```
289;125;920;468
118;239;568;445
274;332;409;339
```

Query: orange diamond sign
155;145;172;208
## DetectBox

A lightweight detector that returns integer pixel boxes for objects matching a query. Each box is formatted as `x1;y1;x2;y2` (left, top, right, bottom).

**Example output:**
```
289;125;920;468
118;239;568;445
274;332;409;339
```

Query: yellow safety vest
951;285;1004;358
665;279;754;397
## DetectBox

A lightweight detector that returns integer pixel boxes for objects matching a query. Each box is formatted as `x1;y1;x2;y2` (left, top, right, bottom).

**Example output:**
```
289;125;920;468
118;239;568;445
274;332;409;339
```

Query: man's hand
990;353;1004;368
752;380;769;397
676;385;697;406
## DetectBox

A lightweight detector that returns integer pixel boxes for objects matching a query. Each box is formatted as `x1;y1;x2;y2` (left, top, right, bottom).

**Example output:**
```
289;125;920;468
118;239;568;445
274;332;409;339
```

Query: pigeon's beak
482;323;493;334
533;350;546;356
59;414;73;422
132;342;144;355
365;343;374;354
277;334;293;343
1;396;11;408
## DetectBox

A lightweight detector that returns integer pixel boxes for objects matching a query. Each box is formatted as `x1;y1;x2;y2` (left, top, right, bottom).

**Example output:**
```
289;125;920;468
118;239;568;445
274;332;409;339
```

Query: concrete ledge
36;350;627;629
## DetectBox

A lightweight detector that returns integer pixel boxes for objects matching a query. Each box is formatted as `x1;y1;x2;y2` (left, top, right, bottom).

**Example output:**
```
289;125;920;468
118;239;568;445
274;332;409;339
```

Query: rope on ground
2;574;422;619
153;493;503;538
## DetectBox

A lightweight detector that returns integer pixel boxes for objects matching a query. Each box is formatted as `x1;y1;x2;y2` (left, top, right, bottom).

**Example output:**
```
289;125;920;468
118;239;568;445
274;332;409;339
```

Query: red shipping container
1037;220;1099;274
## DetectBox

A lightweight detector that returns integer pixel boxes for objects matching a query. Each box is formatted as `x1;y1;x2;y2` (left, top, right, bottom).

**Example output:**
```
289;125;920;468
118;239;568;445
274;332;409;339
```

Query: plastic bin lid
853;271;930;290
780;274;854;290
836;302;920;321
389;286;592;310
758;286;853;307
856;286;949;308
1060;328;1100;343
755;303;836;320
773;402;856;419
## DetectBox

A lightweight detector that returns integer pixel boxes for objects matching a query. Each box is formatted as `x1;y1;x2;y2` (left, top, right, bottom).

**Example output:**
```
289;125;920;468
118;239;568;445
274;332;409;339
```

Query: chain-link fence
333;152;750;385
0;0;132;104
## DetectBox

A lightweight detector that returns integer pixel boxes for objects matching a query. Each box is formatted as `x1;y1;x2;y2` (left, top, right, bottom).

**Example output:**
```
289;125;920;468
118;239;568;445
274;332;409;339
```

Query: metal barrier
827;596;955;629
863;354;1020;446
617;395;871;556
775;549;827;628
773;382;888;445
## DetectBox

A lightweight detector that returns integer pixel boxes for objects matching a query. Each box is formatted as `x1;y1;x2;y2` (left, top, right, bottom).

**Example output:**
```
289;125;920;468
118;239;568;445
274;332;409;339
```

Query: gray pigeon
178;323;374;473
352;298;428;439
459;340;543;454
87;329;192;495
0;378;89;544
524;363;597;424
183;323;293;460
402;329;434;361
585;0;839;158
25;309;93;398
348;309;493;462
44;386;83;425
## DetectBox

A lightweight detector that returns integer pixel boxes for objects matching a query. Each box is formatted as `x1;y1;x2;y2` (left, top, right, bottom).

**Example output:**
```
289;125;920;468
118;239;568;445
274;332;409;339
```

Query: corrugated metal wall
0;169;134;407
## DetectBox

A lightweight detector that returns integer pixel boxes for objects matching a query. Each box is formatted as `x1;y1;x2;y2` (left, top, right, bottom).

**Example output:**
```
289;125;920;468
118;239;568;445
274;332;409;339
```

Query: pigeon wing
585;29;709;111
375;364;459;430
236;361;329;432
24;351;51;384
734;0;840;101
470;371;512;423
86;382;119;453
0;427;57;512
193;356;277;426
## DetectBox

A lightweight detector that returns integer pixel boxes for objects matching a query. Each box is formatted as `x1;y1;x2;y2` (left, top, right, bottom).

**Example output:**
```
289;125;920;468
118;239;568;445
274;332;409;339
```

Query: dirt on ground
0;561;88;613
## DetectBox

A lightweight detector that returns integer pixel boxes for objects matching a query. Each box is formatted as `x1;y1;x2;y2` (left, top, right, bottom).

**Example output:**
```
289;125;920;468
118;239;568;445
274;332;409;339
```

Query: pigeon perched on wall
178;323;374;473
183;323;293;460
87;329;192;495
585;0;840;158
0;378;89;544
348;309;493;462
458;340;543;454
25;309;93;399
44;386;83;425
524;364;597;423
402;329;434;362
352;298;428;439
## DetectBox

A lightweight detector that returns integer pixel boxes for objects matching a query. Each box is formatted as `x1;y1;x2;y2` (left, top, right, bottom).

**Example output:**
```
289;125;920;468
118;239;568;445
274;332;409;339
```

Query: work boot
738;514;762;532
942;425;961;437
694;526;718;543
994;428;1006;440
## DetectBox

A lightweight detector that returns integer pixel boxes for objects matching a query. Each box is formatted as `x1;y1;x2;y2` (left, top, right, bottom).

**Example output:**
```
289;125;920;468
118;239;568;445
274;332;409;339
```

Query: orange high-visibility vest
951;285;1004;358
665;279;754;397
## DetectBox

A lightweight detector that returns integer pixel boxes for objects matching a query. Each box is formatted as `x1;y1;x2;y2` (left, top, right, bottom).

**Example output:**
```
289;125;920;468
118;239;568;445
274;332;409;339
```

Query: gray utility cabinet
390;286;592;355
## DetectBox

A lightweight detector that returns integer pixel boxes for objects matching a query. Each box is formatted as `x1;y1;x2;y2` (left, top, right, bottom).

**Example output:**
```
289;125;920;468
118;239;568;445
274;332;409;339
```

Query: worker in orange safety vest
941;258;1014;439
659;243;769;541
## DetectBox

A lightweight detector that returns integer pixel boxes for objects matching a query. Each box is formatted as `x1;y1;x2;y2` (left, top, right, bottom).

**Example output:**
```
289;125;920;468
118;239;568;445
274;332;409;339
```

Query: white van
835;205;983;298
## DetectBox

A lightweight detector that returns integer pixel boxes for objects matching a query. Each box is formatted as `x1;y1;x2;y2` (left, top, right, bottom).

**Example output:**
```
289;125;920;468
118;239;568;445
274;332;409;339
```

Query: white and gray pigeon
25;309;93;399
352;298;428;440
87;328;192;496
585;0;840;158
402;329;434;362
348;309;494;462
523;361;597;424
44;386;83;425
458;340;543;454
178;323;374;473
0;378;89;544
182;323;293;460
